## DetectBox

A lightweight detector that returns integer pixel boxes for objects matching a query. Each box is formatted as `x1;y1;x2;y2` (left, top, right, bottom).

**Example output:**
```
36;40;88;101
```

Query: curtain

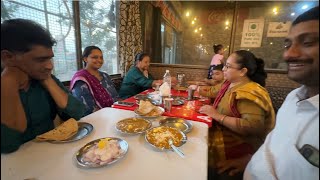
118;0;143;75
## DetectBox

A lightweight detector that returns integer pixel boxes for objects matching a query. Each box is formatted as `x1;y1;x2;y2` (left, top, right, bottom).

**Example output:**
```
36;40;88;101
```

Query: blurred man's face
14;45;54;80
283;20;319;86
212;69;224;82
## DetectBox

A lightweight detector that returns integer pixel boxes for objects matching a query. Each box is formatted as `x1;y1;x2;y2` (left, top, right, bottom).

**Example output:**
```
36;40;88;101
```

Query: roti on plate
138;100;155;114
35;118;78;141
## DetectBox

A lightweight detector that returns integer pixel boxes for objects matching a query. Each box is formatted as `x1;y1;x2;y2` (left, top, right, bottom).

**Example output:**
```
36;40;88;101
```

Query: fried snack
116;118;151;133
146;126;183;149
35;118;78;141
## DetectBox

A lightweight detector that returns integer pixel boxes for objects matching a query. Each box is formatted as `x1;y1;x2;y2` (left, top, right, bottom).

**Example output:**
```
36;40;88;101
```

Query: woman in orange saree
199;50;275;180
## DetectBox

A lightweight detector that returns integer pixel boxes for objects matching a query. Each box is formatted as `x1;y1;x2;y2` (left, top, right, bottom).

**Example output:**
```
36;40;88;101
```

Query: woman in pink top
208;44;224;79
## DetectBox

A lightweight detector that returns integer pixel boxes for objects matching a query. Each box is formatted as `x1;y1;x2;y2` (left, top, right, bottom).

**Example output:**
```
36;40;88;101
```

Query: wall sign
267;21;292;37
240;19;265;48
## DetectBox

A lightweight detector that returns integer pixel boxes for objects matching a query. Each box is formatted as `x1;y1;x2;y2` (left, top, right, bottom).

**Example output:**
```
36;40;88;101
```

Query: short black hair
234;50;267;87
212;64;224;71
292;6;319;26
82;46;102;59
213;44;223;54
134;52;149;65
1;18;56;53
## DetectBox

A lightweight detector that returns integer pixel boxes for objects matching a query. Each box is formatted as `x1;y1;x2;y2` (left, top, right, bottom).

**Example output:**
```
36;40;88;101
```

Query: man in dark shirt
1;19;85;153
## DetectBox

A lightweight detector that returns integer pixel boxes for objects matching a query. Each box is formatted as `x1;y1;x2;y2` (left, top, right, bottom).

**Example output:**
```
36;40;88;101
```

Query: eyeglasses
223;64;242;70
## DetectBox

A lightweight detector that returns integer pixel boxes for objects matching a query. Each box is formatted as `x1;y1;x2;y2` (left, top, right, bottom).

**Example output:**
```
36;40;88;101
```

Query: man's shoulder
284;86;306;101
126;67;142;78
129;66;139;72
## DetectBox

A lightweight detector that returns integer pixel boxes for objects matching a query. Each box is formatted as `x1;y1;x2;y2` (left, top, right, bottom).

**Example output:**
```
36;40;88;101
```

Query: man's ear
1;50;16;67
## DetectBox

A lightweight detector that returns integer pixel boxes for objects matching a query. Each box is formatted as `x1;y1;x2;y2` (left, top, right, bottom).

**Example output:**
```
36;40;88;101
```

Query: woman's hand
199;105;219;118
171;77;177;86
188;85;198;91
143;70;149;78
204;78;210;84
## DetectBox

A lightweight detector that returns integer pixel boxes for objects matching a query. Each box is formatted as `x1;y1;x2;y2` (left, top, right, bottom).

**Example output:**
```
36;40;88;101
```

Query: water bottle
163;69;171;96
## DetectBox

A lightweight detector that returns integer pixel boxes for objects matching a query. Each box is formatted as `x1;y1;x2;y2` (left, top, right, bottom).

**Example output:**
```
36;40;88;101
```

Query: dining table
112;88;213;127
1;108;208;180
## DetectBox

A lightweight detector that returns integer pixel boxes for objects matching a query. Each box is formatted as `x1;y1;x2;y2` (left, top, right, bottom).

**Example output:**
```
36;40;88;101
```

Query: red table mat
112;89;212;127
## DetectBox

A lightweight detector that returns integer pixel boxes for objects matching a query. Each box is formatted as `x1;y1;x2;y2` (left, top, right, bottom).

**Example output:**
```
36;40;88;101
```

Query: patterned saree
209;80;275;167
70;69;114;108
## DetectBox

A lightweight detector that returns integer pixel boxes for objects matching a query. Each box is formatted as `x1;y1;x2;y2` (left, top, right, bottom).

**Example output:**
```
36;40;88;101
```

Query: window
1;0;118;81
161;21;178;64
79;0;117;74
180;1;234;66
1;0;77;81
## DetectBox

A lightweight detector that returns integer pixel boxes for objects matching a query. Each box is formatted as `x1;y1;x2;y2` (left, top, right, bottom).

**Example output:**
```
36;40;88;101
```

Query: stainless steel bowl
50;122;93;143
159;117;193;134
145;126;187;151
115;117;152;135
75;137;129;168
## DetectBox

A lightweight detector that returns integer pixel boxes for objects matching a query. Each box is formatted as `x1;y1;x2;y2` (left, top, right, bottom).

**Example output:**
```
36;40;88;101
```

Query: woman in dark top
119;52;162;99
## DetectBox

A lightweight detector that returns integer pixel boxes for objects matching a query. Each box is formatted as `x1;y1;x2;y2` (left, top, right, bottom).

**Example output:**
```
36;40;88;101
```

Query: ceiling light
273;7;278;13
186;12;190;17
291;12;295;16
302;5;308;10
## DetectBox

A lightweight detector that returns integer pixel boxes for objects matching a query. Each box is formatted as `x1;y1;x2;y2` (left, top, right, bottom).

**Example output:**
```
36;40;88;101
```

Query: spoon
168;139;185;158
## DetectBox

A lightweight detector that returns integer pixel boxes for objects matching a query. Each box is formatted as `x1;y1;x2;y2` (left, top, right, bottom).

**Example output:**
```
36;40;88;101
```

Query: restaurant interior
2;0;318;110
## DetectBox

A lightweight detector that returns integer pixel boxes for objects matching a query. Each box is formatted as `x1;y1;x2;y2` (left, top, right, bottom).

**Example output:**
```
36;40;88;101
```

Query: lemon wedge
97;139;108;149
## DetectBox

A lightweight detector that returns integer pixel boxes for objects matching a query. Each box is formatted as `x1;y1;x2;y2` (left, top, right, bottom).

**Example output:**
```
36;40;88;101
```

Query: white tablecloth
1;108;208;180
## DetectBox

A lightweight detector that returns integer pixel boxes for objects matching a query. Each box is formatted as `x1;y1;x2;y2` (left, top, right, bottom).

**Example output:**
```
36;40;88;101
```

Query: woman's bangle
220;115;227;125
